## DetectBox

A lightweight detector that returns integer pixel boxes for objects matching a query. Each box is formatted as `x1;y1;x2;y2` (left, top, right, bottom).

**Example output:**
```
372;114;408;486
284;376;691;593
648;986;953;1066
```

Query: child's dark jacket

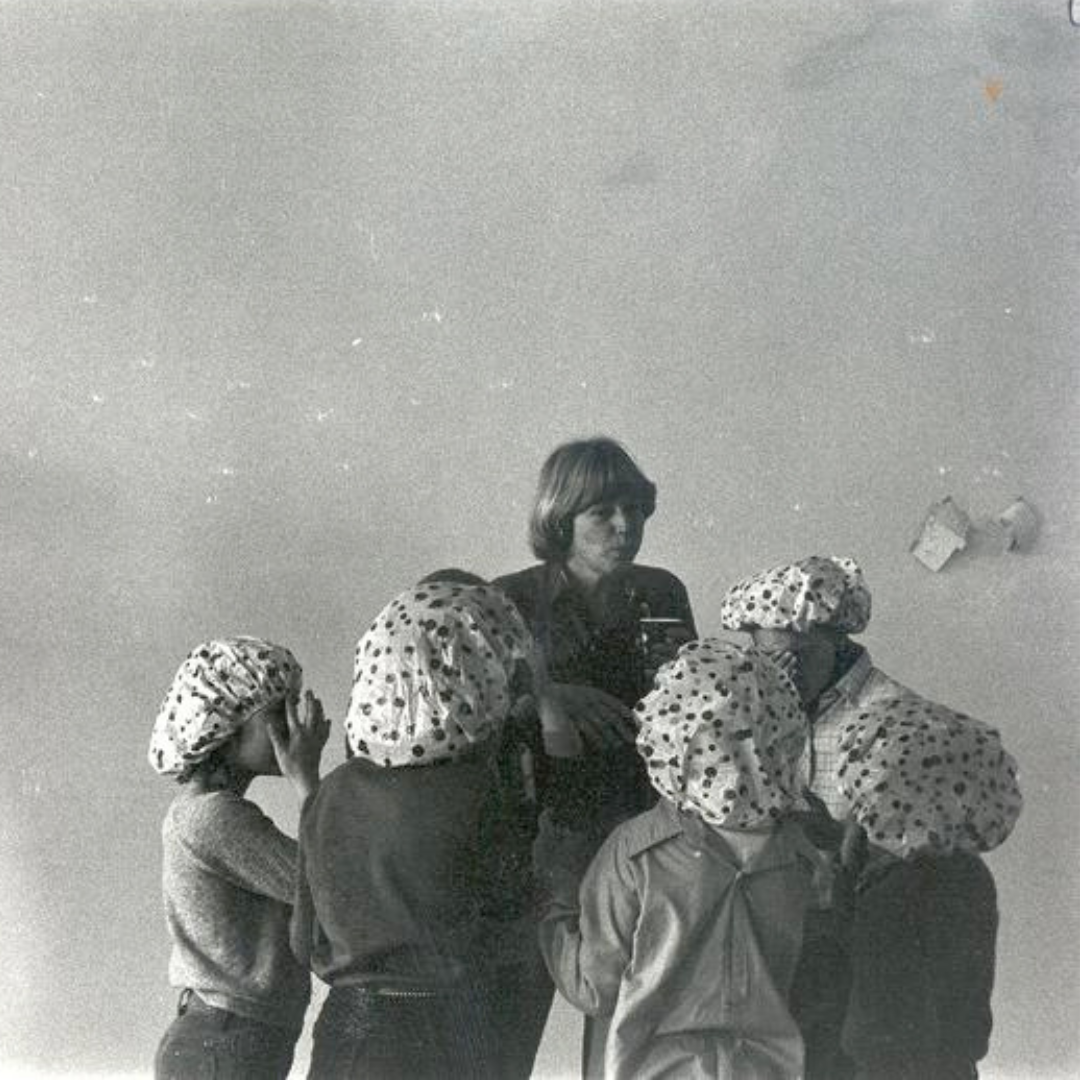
841;851;998;1078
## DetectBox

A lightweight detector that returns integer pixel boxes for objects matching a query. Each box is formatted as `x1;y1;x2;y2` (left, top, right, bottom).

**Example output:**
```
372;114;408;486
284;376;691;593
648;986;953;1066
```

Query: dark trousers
309;983;501;1080
853;1058;978;1080
489;946;556;1080
790;907;856;1080
154;990;296;1080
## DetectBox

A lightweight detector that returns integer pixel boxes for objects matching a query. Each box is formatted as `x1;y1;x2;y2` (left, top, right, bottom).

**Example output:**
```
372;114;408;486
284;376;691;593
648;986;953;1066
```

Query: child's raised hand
266;690;330;802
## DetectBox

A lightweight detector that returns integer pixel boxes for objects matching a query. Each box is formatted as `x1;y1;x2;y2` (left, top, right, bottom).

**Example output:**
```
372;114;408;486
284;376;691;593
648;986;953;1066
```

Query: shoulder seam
622;807;683;859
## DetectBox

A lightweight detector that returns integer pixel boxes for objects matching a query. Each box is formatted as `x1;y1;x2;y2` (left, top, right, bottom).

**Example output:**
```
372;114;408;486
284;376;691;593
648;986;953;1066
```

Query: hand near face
773;648;800;684
265;690;330;802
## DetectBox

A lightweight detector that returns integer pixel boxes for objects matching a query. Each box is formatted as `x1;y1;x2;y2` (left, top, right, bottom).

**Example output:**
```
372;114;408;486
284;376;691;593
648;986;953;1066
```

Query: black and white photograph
0;1;1076;1077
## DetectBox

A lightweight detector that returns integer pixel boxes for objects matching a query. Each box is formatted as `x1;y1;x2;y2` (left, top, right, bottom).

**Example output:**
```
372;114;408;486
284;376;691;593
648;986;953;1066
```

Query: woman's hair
528;437;657;562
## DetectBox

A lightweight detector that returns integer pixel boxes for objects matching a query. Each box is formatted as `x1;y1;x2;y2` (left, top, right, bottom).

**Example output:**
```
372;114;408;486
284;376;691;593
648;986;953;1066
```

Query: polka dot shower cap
719;555;872;635
635;639;808;829
345;581;537;766
148;637;302;776
837;696;1022;858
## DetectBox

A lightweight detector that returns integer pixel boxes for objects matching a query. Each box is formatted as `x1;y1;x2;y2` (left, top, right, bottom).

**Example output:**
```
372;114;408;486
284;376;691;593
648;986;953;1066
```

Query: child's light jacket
538;800;819;1080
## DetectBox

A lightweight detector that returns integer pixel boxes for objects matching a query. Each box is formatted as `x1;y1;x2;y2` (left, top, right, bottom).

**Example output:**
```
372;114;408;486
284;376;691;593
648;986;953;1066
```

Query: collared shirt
536;800;818;1080
801;649;912;820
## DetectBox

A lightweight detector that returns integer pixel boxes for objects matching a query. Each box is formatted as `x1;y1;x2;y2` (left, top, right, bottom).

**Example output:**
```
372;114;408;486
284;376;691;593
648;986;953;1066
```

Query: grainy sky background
1;0;1077;1076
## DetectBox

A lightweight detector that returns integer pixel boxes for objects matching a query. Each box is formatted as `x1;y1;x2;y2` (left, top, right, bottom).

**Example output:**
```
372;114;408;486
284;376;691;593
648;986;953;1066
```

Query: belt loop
178;988;194;1016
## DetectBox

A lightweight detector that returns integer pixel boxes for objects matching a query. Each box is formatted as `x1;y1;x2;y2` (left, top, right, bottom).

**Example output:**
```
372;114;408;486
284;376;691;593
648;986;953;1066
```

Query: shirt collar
667;802;801;874
814;645;873;714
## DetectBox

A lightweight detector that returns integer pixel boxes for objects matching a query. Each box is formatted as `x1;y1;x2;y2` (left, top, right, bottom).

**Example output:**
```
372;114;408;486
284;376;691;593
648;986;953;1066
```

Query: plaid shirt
801;649;912;820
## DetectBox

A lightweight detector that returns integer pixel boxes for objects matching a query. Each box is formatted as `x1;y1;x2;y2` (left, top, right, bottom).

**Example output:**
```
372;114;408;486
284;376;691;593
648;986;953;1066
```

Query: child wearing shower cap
149;636;330;1080
720;554;914;1080
835;697;1022;1080
291;579;583;1080
535;638;820;1080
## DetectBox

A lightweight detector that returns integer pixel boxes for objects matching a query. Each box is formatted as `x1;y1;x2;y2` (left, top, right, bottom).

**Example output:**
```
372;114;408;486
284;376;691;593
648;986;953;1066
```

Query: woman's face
566;498;647;586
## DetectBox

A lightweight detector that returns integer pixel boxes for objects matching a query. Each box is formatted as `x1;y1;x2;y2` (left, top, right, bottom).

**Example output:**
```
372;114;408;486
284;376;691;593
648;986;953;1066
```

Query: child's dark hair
416;568;488;587
175;746;247;789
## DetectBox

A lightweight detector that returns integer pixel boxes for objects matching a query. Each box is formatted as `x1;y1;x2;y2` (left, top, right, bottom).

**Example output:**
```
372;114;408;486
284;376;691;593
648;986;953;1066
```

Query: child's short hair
416;568;488;587
528;438;656;562
148;637;301;779
635;639;806;829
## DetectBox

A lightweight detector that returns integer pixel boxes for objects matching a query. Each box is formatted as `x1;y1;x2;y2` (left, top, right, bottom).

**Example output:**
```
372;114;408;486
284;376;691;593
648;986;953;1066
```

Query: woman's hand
532;809;605;896
266;690;330;803
535;688;585;758
551;683;637;751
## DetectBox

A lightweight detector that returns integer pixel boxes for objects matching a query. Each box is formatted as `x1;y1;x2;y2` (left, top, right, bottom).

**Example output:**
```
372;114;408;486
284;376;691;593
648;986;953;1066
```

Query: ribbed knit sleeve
161;790;309;1031
170;790;297;904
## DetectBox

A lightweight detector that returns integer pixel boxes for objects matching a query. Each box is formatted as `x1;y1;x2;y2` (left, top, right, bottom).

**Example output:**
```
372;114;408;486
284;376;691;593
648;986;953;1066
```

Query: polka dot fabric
837;696;1022;858
148;637;302;776
345;582;537;767
635;639;808;829
719;555;871;634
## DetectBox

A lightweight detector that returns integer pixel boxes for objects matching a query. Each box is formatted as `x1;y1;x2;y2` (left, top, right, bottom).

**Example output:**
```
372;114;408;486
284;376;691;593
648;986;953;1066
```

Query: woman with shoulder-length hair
491;436;697;1078
498;436;696;773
